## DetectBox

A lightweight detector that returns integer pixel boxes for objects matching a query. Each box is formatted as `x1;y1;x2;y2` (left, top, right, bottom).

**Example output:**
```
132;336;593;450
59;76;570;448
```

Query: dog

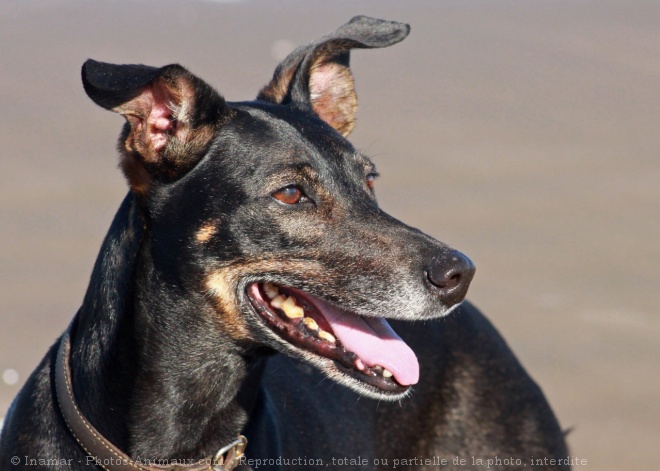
0;16;569;471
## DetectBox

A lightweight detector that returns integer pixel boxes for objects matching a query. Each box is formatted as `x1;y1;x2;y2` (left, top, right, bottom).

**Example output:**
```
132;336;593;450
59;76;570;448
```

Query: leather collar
55;323;247;471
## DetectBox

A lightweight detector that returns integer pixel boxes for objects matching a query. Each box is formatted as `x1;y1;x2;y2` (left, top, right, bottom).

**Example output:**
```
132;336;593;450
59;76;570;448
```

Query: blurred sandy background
1;0;659;469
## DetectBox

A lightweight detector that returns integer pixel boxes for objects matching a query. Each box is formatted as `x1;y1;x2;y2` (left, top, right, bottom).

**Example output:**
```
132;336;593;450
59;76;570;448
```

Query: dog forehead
223;103;369;174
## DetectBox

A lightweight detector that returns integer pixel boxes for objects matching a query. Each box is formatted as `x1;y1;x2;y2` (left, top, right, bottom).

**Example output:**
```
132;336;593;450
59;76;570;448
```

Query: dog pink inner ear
123;86;171;158
116;77;194;163
146;89;175;153
309;61;357;137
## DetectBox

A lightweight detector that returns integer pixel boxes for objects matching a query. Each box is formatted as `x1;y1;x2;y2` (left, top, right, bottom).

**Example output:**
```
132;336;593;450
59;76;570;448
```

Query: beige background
1;1;659;469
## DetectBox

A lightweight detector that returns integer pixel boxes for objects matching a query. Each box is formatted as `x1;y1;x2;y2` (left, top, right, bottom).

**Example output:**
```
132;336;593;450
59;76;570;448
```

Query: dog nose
427;249;476;306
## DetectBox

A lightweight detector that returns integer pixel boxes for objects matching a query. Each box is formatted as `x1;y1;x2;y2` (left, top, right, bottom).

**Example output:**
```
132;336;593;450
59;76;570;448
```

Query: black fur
0;16;569;471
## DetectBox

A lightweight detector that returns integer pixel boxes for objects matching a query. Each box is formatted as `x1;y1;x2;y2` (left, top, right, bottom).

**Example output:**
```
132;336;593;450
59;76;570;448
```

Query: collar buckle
212;435;247;471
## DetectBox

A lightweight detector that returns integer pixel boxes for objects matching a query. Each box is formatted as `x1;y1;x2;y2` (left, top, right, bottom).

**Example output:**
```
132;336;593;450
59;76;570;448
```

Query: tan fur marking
196;222;218;243
258;66;297;104
120;156;146;195
204;260;324;340
205;270;248;339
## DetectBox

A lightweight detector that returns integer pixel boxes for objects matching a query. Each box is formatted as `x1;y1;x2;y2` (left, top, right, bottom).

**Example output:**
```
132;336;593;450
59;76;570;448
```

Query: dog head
82;16;475;400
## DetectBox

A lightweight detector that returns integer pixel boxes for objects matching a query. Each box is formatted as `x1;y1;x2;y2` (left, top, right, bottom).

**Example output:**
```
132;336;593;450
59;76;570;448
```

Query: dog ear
258;16;409;137
82;59;229;194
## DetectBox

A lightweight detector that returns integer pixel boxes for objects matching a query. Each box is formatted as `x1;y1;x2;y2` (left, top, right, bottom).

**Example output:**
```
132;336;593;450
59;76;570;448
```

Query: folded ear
82;59;230;194
257;16;410;137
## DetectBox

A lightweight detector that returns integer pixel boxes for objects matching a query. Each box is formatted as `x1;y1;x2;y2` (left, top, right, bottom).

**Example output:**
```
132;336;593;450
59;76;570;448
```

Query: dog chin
427;300;465;319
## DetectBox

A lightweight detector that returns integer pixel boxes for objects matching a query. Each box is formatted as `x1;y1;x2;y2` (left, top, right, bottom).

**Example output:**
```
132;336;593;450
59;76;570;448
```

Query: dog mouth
247;282;419;393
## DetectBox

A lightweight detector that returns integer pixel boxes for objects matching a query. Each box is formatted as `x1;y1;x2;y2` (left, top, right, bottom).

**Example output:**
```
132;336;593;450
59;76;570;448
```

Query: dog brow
266;162;320;182
195;221;219;243
353;152;376;172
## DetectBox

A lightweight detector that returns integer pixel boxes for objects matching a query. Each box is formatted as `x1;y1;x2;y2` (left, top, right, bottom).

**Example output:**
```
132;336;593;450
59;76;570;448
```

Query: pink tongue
311;297;419;386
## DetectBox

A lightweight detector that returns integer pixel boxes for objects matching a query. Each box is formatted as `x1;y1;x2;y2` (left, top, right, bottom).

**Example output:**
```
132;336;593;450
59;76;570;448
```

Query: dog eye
366;174;376;190
272;185;305;205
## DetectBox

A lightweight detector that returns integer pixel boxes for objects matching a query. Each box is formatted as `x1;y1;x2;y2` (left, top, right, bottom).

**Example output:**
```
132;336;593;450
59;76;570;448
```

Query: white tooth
382;369;393;378
283;305;304;319
355;359;366;371
303;317;319;331
318;330;336;344
282;296;297;310
263;282;279;299
270;295;286;309
281;297;304;319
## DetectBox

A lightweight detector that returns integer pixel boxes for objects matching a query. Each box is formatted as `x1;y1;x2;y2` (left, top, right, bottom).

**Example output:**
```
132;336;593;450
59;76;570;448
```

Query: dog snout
426;249;476;306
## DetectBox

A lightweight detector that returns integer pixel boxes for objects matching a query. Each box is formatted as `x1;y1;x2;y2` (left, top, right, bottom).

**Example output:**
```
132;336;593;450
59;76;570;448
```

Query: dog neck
68;193;260;461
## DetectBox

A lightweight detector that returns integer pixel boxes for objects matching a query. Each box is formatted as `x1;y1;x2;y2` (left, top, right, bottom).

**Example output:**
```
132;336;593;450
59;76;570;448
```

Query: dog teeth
303;317;319;332
269;293;304;319
370;365;393;378
281;296;304;319
270;294;286;309
287;306;305;319
266;291;336;342
282;295;297;310
318;329;336;344
263;282;279;299
281;296;305;319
